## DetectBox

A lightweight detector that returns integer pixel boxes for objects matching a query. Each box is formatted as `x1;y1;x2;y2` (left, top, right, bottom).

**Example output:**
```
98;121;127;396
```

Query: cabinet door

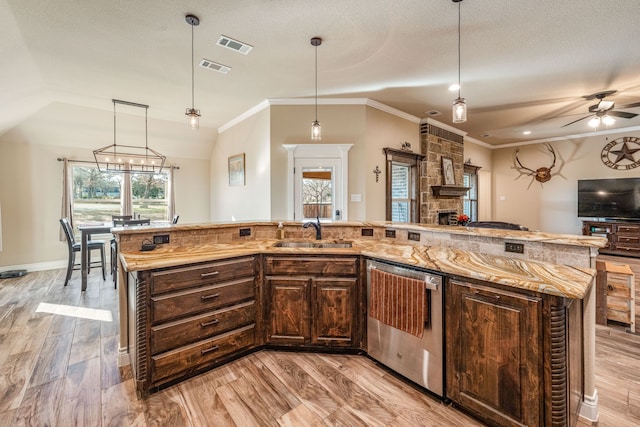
312;278;357;346
266;277;310;345
446;279;542;427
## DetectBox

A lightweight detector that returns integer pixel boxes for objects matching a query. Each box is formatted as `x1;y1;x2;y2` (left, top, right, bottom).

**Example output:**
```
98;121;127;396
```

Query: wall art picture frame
228;153;246;186
441;156;455;186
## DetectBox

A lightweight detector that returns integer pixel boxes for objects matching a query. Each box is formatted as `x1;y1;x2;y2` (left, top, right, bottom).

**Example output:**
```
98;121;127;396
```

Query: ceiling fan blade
618;101;640;109
608;111;638;119
562;115;590;127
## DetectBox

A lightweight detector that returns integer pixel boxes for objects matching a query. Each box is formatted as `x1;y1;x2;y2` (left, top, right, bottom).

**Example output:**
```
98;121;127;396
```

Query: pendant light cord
315;43;318;121
457;0;461;100
191;22;195;110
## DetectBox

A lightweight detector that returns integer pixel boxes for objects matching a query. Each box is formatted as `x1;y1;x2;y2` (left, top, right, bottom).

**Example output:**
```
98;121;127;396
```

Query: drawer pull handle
201;271;220;278
200;319;220;328
200;293;220;301
200;345;220;355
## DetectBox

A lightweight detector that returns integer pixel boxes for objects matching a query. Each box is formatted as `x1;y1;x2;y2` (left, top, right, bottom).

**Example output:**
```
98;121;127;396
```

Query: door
266;276;310;345
294;157;342;221
312;278;357;346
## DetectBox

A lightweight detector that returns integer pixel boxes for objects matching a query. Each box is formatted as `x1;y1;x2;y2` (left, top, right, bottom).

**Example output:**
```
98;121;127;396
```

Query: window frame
463;163;481;222
384;148;425;223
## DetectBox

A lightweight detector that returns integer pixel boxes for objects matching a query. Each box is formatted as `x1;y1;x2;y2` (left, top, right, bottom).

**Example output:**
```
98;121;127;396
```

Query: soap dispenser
276;222;285;240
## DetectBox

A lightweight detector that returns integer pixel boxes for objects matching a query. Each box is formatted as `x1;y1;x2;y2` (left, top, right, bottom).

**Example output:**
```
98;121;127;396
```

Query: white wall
211;107;271;221
491;130;640;233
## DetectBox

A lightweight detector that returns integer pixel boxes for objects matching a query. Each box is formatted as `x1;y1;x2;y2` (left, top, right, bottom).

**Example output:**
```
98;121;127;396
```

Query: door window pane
302;168;333;220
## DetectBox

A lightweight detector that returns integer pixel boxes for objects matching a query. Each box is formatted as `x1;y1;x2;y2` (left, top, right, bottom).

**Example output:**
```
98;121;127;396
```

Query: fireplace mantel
431;186;470;197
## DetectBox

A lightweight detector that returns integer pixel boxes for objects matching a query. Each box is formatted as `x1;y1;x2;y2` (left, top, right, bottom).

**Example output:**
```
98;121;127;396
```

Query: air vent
426;110;442;117
199;59;231;74
217;35;253;54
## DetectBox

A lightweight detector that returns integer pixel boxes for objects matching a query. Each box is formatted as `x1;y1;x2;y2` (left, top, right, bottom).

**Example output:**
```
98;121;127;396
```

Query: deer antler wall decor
513;143;557;185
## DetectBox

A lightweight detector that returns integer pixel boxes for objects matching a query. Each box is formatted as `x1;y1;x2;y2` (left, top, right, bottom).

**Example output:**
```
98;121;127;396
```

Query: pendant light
452;0;467;123
311;37;322;140
185;14;201;130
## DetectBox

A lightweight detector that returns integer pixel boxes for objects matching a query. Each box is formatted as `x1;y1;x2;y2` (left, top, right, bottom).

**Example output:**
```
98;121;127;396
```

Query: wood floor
0;269;639;426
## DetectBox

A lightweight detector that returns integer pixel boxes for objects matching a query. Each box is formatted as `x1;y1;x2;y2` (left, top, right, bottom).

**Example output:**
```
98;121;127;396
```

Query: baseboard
0;260;67;273
578;389;599;424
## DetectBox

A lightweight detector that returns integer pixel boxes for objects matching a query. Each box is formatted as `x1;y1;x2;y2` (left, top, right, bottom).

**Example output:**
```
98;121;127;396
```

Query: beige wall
464;140;493;220
269;104;368;220
211;107;271;222
0;111;212;269
491;130;640;234
364;108;420;221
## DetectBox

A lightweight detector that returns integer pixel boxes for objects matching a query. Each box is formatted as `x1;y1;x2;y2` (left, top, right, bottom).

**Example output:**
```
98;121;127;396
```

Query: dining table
77;223;113;291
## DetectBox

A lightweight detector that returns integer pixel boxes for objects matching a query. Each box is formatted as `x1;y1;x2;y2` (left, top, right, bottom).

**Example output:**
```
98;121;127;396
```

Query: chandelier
93;99;166;173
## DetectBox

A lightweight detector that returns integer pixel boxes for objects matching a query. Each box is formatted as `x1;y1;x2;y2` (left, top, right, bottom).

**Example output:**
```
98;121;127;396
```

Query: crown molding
218;97;421;133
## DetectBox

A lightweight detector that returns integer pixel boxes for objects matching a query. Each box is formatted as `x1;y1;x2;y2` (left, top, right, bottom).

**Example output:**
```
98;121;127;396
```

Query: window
463;164;480;222
390;163;410;222
71;164;169;226
384;148;425;223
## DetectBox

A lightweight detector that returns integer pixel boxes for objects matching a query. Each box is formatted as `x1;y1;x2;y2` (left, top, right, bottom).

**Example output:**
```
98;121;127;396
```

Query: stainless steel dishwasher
366;259;444;397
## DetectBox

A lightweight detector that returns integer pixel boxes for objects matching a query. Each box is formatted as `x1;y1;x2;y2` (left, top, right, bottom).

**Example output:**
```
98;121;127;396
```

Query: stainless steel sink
273;240;352;248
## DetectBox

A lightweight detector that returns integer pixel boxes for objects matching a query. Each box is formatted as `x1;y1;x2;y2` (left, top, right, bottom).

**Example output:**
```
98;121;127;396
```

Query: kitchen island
113;221;605;426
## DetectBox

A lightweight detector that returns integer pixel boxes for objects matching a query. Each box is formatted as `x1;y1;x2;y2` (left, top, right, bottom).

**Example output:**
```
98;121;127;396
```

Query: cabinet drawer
151;324;255;384
615;235;640;244
265;256;358;276
151;278;255;323
151;257;256;295
612;244;640;254
151;301;255;354
616;225;640;234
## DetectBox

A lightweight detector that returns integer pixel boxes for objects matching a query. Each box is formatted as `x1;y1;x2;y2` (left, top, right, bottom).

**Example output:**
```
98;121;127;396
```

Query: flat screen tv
578;178;640;220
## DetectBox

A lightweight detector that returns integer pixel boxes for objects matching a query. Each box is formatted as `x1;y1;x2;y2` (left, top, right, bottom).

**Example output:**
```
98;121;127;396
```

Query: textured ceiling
2;0;640;150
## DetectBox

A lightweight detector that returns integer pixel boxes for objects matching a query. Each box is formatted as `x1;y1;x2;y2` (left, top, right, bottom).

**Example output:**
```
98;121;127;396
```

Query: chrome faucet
303;216;322;240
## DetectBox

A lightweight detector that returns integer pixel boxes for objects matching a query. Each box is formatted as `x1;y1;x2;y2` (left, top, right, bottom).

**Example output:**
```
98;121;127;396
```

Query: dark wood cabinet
583;220;640;256
264;255;359;348
446;277;583;427
130;256;258;394
446;278;542;426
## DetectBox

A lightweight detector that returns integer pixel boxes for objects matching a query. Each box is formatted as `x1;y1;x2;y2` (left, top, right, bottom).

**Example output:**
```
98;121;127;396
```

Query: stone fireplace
419;120;465;224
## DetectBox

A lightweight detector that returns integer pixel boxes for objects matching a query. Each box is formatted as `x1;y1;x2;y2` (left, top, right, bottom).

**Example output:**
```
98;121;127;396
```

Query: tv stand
583;220;640;258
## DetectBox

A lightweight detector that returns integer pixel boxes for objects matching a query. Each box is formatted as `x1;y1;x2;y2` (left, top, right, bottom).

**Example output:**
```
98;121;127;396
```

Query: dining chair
60;218;106;287
111;218;151;288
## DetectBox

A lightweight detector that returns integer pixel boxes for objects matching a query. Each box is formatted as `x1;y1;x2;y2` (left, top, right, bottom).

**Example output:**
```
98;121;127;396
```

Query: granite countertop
120;237;596;300
112;220;608;249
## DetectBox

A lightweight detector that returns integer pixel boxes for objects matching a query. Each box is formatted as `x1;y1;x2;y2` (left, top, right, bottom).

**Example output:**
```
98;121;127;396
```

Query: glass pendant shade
186;108;201;130
311;120;322;140
452;97;467;123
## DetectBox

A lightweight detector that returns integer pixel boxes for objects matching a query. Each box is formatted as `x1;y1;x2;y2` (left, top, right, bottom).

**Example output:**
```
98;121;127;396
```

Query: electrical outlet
153;234;170;244
408;232;421;242
505;242;524;253
239;228;251;237
385;229;396;238
361;228;374;237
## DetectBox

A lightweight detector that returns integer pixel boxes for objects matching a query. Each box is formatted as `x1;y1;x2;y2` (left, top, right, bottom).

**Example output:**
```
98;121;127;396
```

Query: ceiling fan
562;90;640;128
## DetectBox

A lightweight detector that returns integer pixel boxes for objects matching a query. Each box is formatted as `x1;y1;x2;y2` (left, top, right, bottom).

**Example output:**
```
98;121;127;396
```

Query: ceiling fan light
602;115;615;126
452;97;467;123
588;116;601;128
